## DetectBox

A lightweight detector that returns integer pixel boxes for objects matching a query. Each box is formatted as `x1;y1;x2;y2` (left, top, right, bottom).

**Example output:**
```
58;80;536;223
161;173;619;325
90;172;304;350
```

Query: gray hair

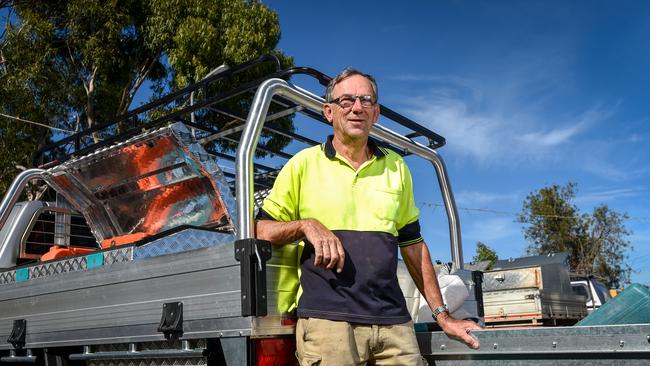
325;67;378;102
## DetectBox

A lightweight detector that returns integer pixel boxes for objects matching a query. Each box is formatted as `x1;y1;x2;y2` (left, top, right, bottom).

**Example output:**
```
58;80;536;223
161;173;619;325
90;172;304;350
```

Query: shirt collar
322;135;386;159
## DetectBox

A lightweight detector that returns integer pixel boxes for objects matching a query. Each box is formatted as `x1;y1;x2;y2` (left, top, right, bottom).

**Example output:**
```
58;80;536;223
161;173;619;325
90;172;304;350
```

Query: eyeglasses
329;94;376;109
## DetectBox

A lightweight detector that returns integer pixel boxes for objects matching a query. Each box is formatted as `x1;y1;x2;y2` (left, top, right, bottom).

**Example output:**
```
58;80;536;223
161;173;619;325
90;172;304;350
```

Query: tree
0;0;292;192
472;241;498;270
517;182;632;287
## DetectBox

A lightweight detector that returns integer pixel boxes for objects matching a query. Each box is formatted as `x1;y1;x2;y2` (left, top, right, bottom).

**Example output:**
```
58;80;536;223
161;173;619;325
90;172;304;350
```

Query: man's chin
344;133;368;141
344;127;370;138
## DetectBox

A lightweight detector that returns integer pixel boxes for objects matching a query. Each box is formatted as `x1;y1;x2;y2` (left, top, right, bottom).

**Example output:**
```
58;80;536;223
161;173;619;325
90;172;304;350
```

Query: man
256;68;480;365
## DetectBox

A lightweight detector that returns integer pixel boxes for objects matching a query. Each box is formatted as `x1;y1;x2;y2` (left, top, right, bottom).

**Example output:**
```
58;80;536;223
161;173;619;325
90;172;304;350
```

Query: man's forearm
256;218;346;272
400;242;446;314
401;241;481;349
256;219;306;244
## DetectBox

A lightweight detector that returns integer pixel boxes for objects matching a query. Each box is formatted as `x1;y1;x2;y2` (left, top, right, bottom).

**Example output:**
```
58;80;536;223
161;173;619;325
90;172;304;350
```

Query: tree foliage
517;182;632;287
1;0;292;192
472;241;498;270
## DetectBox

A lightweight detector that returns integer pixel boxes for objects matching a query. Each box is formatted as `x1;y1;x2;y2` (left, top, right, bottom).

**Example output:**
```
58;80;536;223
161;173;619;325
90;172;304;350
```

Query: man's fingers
306;229;344;271
313;241;323;267
335;241;345;273
462;332;480;349
443;319;481;350
322;241;332;268
325;240;343;270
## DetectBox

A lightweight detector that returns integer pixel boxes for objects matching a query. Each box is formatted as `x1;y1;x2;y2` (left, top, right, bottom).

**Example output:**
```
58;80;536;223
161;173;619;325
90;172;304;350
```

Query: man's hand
436;313;481;349
301;219;345;273
256;218;345;273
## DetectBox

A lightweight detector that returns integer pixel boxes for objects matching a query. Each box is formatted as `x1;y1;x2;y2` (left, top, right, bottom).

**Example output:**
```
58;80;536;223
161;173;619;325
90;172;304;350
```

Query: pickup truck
0;55;648;366
571;275;612;311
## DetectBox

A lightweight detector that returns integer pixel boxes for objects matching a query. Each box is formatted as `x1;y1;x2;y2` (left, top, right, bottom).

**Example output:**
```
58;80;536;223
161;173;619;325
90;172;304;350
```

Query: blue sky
264;0;650;286
2;2;648;285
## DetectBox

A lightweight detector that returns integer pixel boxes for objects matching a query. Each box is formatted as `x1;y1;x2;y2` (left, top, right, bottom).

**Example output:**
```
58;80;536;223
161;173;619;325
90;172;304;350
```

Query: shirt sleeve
259;157;301;222
396;161;423;247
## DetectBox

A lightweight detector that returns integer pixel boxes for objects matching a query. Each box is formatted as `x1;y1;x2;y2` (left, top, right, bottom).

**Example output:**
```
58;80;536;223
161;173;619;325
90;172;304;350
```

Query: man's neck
332;135;371;169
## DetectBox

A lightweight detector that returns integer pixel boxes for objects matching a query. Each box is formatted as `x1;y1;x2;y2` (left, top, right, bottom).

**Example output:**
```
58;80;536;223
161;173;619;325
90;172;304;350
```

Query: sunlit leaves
517;182;632;287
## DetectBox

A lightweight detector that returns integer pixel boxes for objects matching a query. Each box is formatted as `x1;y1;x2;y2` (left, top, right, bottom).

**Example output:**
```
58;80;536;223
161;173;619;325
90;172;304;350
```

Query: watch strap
432;304;449;320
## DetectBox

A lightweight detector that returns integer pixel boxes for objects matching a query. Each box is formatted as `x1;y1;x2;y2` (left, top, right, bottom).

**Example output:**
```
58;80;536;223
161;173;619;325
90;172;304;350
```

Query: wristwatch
432;304;449;321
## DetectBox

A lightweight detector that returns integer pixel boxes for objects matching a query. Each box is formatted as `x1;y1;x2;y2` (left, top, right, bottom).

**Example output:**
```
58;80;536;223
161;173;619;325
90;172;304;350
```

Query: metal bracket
234;239;272;317
0;349;37;363
157;302;183;340
6;319;26;349
472;271;485;318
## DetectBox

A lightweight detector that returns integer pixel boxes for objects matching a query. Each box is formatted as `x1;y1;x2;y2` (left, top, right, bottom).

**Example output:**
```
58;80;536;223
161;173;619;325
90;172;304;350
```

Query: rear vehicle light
255;337;297;366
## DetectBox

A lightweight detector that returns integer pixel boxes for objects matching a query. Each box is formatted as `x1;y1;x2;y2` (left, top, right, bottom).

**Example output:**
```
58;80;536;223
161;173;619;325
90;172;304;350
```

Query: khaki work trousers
296;317;426;366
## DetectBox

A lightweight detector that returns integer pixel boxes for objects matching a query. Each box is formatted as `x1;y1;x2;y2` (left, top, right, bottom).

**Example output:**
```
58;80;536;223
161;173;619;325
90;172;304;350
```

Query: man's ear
323;103;334;123
371;104;380;125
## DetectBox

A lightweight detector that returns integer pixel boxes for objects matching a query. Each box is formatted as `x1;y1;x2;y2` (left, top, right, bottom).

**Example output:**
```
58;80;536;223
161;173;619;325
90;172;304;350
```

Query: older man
256;68;480;365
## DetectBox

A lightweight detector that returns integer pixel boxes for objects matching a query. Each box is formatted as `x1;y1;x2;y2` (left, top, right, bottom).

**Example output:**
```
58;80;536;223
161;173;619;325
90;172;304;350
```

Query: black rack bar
34;55;446;169
210;151;277;173
220;136;293;160
34;54;283;166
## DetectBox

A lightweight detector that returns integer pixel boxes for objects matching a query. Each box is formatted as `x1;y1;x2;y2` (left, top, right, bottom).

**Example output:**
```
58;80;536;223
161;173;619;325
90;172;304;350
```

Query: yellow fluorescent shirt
259;136;423;324
262;140;421;242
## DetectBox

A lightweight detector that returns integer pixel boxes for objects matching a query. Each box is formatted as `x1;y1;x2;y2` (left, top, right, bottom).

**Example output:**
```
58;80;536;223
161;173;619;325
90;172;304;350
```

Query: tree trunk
84;66;100;143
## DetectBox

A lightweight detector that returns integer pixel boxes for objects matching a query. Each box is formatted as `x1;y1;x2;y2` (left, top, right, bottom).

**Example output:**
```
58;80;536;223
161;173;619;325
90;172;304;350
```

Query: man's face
324;74;380;141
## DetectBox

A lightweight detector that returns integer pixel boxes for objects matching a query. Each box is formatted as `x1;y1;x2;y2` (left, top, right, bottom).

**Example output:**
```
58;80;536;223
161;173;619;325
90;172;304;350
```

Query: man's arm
256;219;346;273
401;241;481;349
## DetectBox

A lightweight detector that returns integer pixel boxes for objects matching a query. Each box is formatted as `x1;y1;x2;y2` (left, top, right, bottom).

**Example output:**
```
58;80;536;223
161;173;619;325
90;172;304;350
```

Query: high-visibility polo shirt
259;136;423;324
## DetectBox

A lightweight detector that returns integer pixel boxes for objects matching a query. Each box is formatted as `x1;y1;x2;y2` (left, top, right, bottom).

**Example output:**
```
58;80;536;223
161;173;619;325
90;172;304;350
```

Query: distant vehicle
481;253;588;327
570;275;612;311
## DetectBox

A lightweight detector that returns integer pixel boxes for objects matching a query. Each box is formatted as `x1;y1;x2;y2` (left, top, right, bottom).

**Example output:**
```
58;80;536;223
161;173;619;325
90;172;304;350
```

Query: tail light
255;337;298;366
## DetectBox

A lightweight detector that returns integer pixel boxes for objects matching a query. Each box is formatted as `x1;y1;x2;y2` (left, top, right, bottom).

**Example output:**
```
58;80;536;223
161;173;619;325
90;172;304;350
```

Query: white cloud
518;123;585;146
463;216;520;243
455;190;521;207
579;153;650;182
575;187;646;205
393;75;617;170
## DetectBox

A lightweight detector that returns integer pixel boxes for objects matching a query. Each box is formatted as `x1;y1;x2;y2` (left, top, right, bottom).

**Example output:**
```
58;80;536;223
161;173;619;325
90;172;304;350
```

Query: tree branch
85;65;100;142
119;55;159;115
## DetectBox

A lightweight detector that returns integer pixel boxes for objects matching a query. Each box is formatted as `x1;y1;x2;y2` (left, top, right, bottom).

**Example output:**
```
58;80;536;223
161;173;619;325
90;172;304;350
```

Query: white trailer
482;253;588;326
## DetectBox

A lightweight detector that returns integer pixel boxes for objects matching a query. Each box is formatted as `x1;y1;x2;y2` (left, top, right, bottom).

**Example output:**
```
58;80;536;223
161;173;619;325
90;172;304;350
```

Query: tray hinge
157;302;183;340
234;239;272;317
6;319;26;349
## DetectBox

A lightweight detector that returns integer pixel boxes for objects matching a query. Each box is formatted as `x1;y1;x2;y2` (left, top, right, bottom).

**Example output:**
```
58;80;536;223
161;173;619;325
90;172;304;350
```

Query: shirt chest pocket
359;187;402;225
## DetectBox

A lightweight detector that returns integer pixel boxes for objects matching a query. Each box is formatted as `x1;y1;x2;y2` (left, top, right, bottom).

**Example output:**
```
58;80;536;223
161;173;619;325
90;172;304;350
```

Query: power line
630;252;650;265
418;201;650;222
0;112;75;134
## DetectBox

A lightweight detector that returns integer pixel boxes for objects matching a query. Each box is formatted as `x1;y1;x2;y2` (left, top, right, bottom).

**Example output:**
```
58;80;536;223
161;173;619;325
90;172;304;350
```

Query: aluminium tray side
0;242;247;349
417;324;650;365
0;239;301;349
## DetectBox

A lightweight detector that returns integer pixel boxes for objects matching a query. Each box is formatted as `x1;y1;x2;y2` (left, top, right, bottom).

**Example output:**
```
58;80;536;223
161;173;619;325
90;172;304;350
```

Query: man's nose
351;97;364;112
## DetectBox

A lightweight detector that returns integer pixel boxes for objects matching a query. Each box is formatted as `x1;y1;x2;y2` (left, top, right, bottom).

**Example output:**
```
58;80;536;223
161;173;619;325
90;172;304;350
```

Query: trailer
0;55;648;366
482;253;588;326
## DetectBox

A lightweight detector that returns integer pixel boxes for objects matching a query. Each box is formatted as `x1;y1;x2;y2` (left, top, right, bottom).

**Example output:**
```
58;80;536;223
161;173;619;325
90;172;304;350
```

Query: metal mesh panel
134;229;234;259
29;257;87;279
89;341;208;366
90;359;207;366
0;271;15;285
0;246;133;285
105;247;134;264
